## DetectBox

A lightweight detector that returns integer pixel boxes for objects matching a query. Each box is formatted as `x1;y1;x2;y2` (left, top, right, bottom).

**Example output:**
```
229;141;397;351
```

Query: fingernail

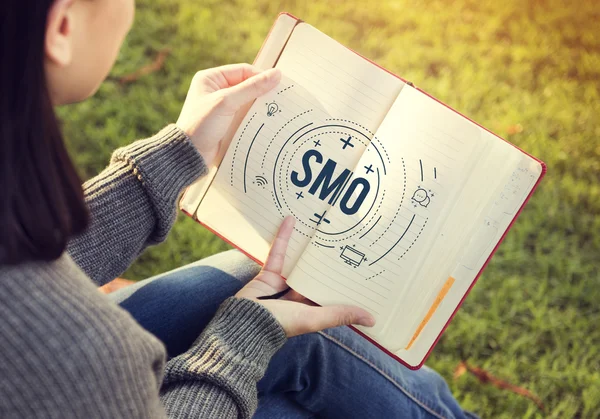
359;315;376;327
264;68;281;84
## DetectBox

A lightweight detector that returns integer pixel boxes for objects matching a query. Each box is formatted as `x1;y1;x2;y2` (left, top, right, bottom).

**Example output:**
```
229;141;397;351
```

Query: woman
0;0;475;417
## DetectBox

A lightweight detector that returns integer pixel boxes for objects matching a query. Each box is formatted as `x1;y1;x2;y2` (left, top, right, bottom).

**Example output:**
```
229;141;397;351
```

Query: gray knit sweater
0;125;287;418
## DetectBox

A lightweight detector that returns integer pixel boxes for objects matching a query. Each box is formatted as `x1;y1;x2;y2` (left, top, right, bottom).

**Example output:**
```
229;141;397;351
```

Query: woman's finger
217;63;262;87
195;63;261;90
300;305;376;334
221;68;281;110
263;216;295;275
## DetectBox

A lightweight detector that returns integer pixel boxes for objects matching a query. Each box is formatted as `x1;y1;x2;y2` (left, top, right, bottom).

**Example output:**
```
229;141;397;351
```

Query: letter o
339;178;370;215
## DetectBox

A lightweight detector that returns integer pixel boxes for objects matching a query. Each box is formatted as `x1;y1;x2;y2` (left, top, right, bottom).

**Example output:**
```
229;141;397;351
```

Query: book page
287;87;543;366
395;149;543;367
287;86;486;339
196;23;405;275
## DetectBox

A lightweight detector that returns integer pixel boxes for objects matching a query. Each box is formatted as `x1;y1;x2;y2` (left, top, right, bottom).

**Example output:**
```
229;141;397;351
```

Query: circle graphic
270;121;393;242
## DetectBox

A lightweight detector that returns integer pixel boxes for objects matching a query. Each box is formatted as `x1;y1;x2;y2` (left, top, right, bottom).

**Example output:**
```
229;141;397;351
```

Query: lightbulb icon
266;101;279;117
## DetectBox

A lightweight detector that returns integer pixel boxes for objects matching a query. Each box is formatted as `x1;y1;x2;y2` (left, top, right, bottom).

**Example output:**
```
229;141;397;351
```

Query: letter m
308;159;352;204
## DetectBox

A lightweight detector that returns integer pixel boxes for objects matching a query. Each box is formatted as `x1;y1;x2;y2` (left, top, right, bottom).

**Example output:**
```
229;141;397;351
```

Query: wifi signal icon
254;175;268;187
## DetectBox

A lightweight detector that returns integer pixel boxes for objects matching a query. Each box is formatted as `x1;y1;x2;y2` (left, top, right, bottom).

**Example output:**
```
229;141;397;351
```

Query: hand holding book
175;64;282;165
236;216;375;337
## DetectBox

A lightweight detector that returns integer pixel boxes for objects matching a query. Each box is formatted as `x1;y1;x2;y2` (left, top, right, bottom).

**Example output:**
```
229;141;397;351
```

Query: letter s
291;149;323;187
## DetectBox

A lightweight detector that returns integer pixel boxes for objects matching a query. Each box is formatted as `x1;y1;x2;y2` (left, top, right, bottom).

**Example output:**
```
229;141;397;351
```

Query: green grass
59;0;600;417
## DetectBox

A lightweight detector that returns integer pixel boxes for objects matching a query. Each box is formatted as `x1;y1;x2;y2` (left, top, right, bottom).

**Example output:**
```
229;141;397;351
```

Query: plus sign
339;135;354;150
313;139;321;147
296;191;304;199
312;211;330;226
364;164;374;174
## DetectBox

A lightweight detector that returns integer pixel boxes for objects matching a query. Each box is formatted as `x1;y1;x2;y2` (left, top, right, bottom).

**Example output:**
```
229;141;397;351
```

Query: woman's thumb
222;68;281;109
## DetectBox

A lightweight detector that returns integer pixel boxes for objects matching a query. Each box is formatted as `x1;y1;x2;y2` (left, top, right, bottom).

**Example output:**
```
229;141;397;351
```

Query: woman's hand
176;63;281;165
236;217;376;337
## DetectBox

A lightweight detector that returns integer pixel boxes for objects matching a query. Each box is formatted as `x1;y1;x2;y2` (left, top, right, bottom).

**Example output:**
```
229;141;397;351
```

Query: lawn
59;0;600;417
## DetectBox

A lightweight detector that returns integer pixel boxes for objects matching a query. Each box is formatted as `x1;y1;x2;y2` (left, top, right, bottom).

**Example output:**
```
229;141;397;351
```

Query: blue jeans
110;250;476;419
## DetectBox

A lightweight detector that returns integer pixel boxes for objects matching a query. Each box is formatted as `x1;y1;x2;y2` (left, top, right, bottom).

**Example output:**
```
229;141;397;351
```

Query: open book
180;13;546;369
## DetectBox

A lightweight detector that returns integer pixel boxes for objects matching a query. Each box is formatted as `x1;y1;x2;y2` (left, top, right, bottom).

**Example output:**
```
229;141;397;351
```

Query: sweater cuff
203;297;287;362
110;125;207;240
162;298;287;417
111;125;207;201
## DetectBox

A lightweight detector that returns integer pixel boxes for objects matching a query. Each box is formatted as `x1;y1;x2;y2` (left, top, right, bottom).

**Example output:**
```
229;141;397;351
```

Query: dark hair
0;1;89;265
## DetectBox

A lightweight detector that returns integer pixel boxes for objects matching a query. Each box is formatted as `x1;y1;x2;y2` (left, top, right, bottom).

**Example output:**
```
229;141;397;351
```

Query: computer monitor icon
340;245;366;267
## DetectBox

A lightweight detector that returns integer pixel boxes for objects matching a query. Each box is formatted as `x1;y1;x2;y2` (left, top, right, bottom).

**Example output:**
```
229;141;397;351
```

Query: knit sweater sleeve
0;257;287;419
60;124;289;417
67;125;207;286
161;297;287;417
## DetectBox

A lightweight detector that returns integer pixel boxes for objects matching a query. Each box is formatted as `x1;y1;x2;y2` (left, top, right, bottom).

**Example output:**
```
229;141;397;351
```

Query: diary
180;13;546;369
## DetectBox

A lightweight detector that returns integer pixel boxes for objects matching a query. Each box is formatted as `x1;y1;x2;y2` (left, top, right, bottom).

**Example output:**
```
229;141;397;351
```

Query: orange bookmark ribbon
405;276;455;350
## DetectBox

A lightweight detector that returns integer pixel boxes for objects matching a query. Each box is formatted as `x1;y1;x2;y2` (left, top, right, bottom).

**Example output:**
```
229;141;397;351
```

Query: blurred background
59;0;599;417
